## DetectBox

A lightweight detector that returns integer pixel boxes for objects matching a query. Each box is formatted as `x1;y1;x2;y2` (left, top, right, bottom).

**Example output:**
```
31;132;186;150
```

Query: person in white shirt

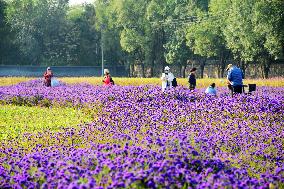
161;66;175;92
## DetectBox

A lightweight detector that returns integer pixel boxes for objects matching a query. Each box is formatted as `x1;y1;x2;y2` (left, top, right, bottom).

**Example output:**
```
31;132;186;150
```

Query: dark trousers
44;80;51;87
228;85;242;96
189;84;196;90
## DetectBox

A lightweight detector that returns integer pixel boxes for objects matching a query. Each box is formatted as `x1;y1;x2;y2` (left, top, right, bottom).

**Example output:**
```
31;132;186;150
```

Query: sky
69;0;94;5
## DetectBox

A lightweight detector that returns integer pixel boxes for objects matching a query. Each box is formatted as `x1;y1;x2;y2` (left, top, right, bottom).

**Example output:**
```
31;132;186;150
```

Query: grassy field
1;76;284;87
0;105;93;141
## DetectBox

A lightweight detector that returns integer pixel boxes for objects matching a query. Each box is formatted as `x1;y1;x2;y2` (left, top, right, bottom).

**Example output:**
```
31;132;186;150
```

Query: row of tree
0;0;283;78
0;0;102;66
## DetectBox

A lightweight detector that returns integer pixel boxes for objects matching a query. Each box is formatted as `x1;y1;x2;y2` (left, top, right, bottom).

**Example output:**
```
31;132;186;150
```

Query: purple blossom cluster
0;79;283;188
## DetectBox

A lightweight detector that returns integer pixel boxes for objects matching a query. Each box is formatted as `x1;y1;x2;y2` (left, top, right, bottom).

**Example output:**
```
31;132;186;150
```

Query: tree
67;4;101;66
147;0;199;78
252;0;284;78
94;0;130;73
0;0;22;65
5;0;78;66
186;0;231;78
116;0;154;77
223;0;284;78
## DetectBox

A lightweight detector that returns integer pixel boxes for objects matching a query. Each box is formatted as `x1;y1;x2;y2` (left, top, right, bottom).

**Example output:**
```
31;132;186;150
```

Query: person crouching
102;69;114;86
43;67;53;87
205;83;217;96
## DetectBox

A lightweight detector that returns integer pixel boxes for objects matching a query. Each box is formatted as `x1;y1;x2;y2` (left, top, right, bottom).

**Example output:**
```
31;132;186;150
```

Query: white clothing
161;72;174;92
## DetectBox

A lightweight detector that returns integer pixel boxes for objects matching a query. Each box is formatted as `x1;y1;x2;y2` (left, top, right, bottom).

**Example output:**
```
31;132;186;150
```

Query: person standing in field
188;67;197;90
161;66;175;92
43;67;53;87
226;64;244;95
102;69;114;86
205;83;217;96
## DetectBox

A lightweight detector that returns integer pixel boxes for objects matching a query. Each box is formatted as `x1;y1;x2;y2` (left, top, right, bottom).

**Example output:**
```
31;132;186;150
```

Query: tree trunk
219;50;230;78
182;64;187;78
150;59;155;77
200;59;206;78
240;60;247;78
261;55;271;79
220;62;226;78
141;63;145;78
178;63;182;78
263;62;270;79
200;63;204;79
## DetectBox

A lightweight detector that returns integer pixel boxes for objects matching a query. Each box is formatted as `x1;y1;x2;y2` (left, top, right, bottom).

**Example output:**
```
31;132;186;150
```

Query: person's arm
44;72;49;79
227;70;232;81
168;73;174;82
161;73;166;81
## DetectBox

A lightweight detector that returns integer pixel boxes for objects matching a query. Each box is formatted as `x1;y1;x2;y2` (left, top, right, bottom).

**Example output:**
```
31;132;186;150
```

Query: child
188;67;197;90
205;83;217;96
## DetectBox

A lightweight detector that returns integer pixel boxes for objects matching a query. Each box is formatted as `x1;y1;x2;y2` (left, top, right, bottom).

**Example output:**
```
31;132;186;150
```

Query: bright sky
69;0;94;5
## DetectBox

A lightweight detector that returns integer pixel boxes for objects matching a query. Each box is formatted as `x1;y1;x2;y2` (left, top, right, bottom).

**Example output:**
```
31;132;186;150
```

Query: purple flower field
0;79;283;188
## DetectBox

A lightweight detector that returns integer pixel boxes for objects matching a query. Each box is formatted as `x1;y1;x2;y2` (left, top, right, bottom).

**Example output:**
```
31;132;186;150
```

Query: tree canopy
0;0;283;78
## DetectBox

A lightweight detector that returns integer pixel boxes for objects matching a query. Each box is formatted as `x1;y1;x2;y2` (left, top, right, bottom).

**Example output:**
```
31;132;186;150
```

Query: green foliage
0;0;22;65
66;4;101;66
0;104;93;141
185;0;228;58
1;0;283;77
5;0;71;65
252;0;284;59
222;0;284;62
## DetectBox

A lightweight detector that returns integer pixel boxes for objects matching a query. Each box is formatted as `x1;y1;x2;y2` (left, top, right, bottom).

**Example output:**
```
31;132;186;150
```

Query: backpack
110;77;115;85
172;78;177;87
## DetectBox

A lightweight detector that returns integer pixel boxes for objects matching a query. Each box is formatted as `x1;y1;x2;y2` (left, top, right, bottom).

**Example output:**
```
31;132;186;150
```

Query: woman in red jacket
102;69;114;86
43;67;53;87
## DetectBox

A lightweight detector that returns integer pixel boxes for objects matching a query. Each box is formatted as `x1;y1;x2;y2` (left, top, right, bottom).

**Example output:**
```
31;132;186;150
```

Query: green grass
0;104;93;141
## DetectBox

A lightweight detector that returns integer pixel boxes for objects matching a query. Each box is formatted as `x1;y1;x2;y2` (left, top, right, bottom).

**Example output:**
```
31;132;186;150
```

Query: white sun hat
164;66;170;71
104;69;110;74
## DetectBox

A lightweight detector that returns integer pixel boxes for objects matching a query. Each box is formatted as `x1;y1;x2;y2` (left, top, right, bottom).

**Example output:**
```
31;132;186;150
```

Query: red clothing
44;71;53;87
103;75;114;86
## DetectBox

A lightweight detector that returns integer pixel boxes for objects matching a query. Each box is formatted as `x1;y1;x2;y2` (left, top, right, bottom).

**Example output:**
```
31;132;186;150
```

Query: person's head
164;66;170;73
104;69;110;75
210;83;216;88
190;67;197;73
226;64;233;71
47;67;51;71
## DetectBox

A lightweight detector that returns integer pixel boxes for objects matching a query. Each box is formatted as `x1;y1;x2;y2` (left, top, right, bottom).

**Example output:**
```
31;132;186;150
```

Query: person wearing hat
43;67;53;87
102;69;114;86
188;67;197;90
161;66;175;92
226;64;244;95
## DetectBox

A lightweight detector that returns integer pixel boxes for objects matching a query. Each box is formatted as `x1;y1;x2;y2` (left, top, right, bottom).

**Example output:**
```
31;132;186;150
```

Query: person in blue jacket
205;83;217;96
226;64;244;95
